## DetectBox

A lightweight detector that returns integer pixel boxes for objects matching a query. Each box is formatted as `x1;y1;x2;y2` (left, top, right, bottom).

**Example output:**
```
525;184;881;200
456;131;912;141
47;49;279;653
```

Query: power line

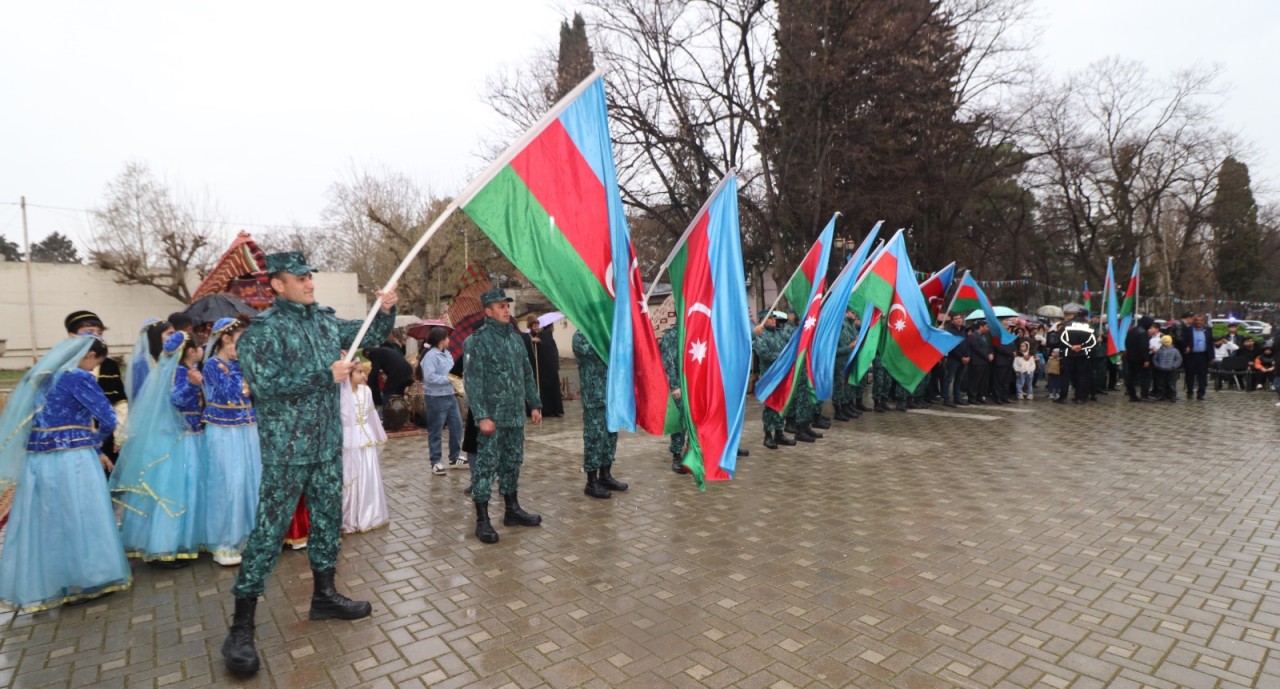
0;200;324;232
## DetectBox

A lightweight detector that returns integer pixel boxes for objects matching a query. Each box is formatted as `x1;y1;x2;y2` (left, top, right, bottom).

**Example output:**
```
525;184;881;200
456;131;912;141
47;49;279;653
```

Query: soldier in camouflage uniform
753;311;804;446
464;289;543;545
659;326;689;473
222;252;397;677
871;355;908;412
573;330;629;498
833;310;862;421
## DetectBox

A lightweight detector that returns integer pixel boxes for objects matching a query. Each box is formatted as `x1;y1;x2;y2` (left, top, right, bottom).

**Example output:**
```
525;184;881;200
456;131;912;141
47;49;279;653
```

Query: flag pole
343;68;613;361
944;269;972;318
755;212;844;326
643;171;737;303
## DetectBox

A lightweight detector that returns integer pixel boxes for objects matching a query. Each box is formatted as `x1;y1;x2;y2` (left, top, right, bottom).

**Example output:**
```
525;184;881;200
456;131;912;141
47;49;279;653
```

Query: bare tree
321;166;517;316
90;162;220;303
1026;59;1238;297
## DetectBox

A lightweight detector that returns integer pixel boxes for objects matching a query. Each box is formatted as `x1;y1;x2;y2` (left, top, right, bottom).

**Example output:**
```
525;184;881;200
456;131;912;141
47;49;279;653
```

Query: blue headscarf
108;331;190;517
0;336;97;489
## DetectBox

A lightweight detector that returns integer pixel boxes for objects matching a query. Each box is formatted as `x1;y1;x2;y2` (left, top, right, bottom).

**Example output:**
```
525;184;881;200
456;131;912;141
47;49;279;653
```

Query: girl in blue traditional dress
126;318;174;401
112;331;207;568
0;335;132;612
201;316;262;566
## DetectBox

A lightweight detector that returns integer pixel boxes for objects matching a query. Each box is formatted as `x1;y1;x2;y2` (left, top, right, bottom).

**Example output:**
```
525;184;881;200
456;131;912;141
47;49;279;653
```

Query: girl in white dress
341;362;389;533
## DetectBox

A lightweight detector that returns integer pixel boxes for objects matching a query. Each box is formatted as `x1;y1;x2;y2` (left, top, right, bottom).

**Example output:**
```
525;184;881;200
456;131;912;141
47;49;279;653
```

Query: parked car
1211;318;1271;336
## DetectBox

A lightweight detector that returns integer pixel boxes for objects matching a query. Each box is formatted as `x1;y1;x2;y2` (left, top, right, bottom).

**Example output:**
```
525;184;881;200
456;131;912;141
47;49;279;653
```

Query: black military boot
222;596;260;676
784;419;797;434
583;470;612;499
474;501;499;543
894;399;908;412
856;399;871;412
502;492;542;526
812;414;832;429
671;453;688;474
873;399;887;413
775;429;797;446
737;448;749;457
834;405;853;421
793;423;818;442
845;403;862;418
763;431;778;449
598;465;628;492
310;569;372;620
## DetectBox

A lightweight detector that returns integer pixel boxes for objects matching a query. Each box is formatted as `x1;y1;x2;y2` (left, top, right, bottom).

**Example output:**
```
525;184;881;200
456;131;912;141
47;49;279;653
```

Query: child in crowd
1151;335;1183;402
1014;341;1036;400
1045;349;1062;400
341;361;389;533
201;317;262;566
0;335;132;612
420;327;464;475
1253;345;1276;391
112;331;207;567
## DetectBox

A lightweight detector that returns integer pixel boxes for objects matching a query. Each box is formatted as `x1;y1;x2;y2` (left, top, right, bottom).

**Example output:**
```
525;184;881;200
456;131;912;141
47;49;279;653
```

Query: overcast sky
1;1;1275;254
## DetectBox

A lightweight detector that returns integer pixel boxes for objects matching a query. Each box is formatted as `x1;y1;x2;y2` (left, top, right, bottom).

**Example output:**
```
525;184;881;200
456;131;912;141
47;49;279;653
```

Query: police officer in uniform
753;310;804;445
659;325;689;471
573;330;628;498
221;252;397;676
464;289;543;544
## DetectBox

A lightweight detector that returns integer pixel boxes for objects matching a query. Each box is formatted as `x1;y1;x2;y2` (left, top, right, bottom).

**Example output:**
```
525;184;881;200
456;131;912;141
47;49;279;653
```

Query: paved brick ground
4;387;1280;688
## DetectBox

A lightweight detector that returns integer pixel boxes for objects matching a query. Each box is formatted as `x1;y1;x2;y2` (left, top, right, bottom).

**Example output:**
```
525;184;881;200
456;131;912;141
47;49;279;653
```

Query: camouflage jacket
659;327;680;390
752;326;789;369
238;297;395;465
464;317;541;426
837;316;858;359
572;331;607;409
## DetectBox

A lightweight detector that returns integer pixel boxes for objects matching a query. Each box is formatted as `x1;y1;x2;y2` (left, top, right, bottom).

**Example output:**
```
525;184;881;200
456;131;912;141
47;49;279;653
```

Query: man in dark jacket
990;327;1015;403
1124;316;1154;401
942;312;971;406
1182;313;1213;400
965;322;993;404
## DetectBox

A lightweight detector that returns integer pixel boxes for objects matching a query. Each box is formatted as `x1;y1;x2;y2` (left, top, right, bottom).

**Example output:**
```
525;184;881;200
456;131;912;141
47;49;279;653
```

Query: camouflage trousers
232;458;341;598
582;405;617;471
669;397;686;457
790;377;817;421
834;367;856;407
471;426;525;502
872;362;907;401
762;406;784;433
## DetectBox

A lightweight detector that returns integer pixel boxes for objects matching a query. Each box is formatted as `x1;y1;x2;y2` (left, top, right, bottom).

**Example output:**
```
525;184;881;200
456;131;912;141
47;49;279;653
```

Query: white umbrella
537;311;565;328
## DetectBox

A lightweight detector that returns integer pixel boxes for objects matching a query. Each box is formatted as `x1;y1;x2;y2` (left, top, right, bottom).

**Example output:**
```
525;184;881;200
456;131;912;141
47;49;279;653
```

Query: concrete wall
0;262;371;369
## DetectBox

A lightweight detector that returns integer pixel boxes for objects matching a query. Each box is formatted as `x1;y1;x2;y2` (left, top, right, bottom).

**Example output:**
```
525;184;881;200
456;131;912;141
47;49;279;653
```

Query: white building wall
0;262;371;369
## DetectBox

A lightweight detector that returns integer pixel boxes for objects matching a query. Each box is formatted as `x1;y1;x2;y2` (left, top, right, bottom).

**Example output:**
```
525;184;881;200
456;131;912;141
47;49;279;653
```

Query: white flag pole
342;68;613;361
643;170;737;304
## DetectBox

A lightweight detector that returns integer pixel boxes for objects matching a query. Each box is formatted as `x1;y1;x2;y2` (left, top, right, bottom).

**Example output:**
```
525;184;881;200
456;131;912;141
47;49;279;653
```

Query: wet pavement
4;387;1280;688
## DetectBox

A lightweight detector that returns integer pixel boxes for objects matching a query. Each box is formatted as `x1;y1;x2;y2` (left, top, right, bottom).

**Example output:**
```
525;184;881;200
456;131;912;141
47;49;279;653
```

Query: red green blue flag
880;241;963;389
947;271;1017;345
667;175;751;488
1104;257;1123;361
755;222;835;412
1119;259;1139;320
918;262;956;322
461;72;667;434
810;221;882;401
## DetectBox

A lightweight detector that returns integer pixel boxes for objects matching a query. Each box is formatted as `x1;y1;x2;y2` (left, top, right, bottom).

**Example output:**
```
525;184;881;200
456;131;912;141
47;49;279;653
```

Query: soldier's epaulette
253;307;279;322
317;305;336;315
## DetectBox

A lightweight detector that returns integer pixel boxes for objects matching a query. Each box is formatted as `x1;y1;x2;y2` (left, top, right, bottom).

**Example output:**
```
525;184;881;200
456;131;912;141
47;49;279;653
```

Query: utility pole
21;196;38;364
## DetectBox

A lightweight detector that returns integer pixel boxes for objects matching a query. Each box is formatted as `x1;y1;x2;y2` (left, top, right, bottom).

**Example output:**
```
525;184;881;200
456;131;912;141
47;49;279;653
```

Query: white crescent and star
686;302;711;364
889;303;908;332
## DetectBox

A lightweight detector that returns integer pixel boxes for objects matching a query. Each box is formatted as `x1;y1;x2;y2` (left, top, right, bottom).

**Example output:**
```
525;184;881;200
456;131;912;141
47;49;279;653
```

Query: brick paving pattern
3;389;1280;688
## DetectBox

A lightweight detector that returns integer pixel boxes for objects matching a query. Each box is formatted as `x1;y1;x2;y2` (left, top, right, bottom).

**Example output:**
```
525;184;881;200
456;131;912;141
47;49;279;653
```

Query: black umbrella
185;293;259;325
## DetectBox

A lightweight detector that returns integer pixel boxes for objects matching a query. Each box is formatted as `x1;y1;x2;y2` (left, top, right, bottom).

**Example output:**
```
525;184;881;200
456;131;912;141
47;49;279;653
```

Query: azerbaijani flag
919;262;957;321
1120;259;1139;320
668;175;751;488
1082;281;1091;311
881;241;963;390
848;230;904;317
461;71;667;434
947;271;1017;345
754;222;835;412
1104;257;1123;361
810;221;882;401
845;304;882;385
